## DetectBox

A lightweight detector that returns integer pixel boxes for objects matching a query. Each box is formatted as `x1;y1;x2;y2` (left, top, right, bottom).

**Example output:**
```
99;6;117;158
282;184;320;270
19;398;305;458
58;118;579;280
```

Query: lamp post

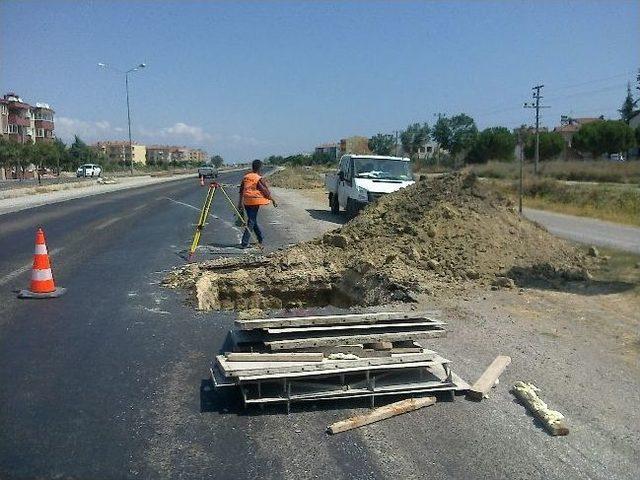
98;62;146;175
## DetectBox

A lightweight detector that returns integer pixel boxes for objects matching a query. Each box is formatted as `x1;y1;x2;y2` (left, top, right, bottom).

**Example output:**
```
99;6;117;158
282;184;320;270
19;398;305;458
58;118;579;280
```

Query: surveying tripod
188;181;262;260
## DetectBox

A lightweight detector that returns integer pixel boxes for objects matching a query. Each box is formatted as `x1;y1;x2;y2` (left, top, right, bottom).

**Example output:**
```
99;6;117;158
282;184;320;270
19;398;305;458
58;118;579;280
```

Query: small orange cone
18;228;66;298
199;176;205;187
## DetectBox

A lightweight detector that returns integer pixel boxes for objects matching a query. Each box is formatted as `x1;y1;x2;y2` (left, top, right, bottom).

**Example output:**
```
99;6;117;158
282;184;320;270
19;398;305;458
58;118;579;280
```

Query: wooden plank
265;320;445;334
226;352;324;363
265;329;446;350
217;351;445;378
327;397;436;434
235;310;441;330
511;382;569;436
467;355;511;401
234;358;450;381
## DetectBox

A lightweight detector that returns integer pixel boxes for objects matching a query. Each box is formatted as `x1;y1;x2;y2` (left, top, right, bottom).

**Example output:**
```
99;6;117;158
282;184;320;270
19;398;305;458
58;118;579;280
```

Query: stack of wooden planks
211;311;470;411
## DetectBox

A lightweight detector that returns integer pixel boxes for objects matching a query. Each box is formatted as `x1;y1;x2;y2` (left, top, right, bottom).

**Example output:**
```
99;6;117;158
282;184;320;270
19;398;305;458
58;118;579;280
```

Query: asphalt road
0;169;285;478
524;207;640;254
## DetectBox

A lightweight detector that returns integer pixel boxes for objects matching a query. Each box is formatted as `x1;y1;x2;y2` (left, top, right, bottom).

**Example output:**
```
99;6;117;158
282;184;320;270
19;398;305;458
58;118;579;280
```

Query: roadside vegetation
486;177;640;226
268;165;332;189
471;159;640;184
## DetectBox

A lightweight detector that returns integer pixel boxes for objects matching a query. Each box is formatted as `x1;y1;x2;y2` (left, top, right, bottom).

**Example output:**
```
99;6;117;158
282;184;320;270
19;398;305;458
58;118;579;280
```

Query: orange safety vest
242;172;270;206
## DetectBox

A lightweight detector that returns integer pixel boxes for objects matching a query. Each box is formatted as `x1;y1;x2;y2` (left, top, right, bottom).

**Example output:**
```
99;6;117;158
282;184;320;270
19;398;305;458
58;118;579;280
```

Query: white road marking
0;247;64;286
133;203;147;211
163;197;201;211
95;216;123;230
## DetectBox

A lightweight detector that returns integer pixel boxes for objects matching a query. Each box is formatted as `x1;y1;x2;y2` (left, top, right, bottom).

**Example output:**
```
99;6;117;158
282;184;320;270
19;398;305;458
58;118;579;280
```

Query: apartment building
0;92;55;144
146;145;207;165
188;148;207;164
94;141;147;165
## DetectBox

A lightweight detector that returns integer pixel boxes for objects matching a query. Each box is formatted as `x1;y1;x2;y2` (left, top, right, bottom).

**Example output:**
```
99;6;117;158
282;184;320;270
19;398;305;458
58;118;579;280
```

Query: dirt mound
166;173;593;311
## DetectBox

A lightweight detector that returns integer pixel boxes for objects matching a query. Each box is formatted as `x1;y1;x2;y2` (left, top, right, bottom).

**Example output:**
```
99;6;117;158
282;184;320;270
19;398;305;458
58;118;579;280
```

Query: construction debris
327;396;437;434
166;173;594;311
211;311;469;412
467;355;511;401
511;381;569;436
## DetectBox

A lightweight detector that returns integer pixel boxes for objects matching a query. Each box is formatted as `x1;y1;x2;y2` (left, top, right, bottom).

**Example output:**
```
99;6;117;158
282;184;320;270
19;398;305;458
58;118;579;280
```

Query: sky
1;0;638;163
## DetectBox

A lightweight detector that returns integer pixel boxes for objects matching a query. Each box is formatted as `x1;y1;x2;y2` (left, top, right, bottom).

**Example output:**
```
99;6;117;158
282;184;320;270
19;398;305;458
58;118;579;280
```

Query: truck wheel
330;193;340;214
346;198;357;219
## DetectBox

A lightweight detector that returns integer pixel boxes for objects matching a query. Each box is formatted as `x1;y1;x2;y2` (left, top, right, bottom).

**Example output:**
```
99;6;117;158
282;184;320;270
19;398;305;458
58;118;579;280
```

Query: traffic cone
200;176;205;187
18;228;66;298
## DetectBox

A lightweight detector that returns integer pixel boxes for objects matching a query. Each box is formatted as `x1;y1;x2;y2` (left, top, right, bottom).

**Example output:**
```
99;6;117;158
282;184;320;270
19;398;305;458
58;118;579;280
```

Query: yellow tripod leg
188;185;216;259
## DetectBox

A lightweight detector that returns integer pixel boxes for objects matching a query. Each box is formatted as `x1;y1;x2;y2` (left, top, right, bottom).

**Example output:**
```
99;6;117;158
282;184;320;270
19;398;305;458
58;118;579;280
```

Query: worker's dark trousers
241;205;263;247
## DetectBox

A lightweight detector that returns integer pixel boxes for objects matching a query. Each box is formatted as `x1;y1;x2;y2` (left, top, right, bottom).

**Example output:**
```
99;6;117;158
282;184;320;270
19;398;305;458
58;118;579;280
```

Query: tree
523;131;565;161
636;125;640;145
572;120;636;157
432;114;478;157
210;154;224;168
400;123;430;158
368;133;395;155
619;82;637;124
466;127;515;164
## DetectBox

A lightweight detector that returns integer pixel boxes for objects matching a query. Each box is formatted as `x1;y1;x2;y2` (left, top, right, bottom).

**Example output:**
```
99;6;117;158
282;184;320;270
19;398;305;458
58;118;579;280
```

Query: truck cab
325;155;414;217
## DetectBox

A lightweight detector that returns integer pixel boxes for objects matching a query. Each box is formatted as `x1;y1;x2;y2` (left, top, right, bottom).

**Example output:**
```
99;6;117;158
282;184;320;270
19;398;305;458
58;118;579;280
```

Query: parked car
325;155;414;217
198;164;218;178
609;153;625;162
76;164;102;177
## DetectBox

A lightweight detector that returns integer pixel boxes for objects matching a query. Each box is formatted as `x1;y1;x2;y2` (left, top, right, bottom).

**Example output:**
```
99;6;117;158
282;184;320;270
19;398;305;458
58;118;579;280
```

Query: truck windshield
353;159;412;181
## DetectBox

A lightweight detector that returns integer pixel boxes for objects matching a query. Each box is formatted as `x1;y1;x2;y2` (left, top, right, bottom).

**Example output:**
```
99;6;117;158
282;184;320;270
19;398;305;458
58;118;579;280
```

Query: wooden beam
467;355;511;401
265;329;446;350
235;311;441;330
327;396;436;434
226;352;324;362
217;351;446;378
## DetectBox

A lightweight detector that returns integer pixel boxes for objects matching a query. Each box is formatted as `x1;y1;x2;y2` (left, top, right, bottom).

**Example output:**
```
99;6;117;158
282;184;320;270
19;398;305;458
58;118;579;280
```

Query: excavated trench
192;265;413;311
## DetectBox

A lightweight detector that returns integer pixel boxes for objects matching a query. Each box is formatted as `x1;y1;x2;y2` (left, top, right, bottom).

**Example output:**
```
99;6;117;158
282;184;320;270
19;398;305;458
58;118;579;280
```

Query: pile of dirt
165;173;594;311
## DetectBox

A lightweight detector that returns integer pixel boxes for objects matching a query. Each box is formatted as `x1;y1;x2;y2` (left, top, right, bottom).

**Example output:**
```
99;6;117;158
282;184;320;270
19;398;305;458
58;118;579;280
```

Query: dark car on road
198;165;218;178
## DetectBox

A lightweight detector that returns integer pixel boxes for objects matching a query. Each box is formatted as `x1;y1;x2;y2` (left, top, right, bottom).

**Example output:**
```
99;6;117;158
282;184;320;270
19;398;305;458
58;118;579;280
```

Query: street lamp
98;62;146;175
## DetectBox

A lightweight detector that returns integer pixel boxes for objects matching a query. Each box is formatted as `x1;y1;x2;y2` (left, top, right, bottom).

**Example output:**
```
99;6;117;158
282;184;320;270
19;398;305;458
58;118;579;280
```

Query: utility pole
98;62;146;175
517;130;523;215
524;84;550;175
394;130;399;156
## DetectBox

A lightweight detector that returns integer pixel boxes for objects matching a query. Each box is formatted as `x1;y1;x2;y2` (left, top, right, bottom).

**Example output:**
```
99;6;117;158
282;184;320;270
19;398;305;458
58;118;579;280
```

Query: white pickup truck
325;154;414;216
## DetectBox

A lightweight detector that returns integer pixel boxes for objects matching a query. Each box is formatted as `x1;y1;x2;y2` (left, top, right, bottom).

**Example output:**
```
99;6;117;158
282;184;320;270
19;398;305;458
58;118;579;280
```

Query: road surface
524;207;640;254
1;170;638;479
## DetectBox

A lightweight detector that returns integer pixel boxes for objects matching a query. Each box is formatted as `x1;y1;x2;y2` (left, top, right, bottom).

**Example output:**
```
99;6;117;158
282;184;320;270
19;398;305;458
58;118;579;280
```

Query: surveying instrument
188;180;261;261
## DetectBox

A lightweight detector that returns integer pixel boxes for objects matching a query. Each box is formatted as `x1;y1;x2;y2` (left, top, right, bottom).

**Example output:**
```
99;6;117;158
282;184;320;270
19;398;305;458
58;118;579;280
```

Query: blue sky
1;1;638;162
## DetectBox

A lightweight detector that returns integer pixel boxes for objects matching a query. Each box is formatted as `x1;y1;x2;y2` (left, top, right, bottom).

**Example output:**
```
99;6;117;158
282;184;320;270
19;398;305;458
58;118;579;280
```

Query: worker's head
252;159;262;173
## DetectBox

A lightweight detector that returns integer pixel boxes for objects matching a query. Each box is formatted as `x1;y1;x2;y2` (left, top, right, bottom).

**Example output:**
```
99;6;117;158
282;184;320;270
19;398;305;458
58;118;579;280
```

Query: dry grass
487;178;640;226
472;160;640;184
267;165;332;189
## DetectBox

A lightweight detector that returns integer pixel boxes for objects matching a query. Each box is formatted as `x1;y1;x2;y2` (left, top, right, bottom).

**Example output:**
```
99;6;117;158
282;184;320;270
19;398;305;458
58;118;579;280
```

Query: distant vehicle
76;164;102;177
198;164;218;178
325;155;414;217
609;153;625;162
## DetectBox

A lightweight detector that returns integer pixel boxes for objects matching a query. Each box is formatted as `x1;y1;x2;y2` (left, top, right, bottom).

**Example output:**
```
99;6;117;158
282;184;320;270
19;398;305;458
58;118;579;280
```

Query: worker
238;159;277;248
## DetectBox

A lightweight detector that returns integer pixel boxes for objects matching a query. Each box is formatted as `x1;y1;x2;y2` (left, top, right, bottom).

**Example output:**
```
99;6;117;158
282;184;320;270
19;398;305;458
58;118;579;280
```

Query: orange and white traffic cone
199;176;205;187
17;227;66;298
